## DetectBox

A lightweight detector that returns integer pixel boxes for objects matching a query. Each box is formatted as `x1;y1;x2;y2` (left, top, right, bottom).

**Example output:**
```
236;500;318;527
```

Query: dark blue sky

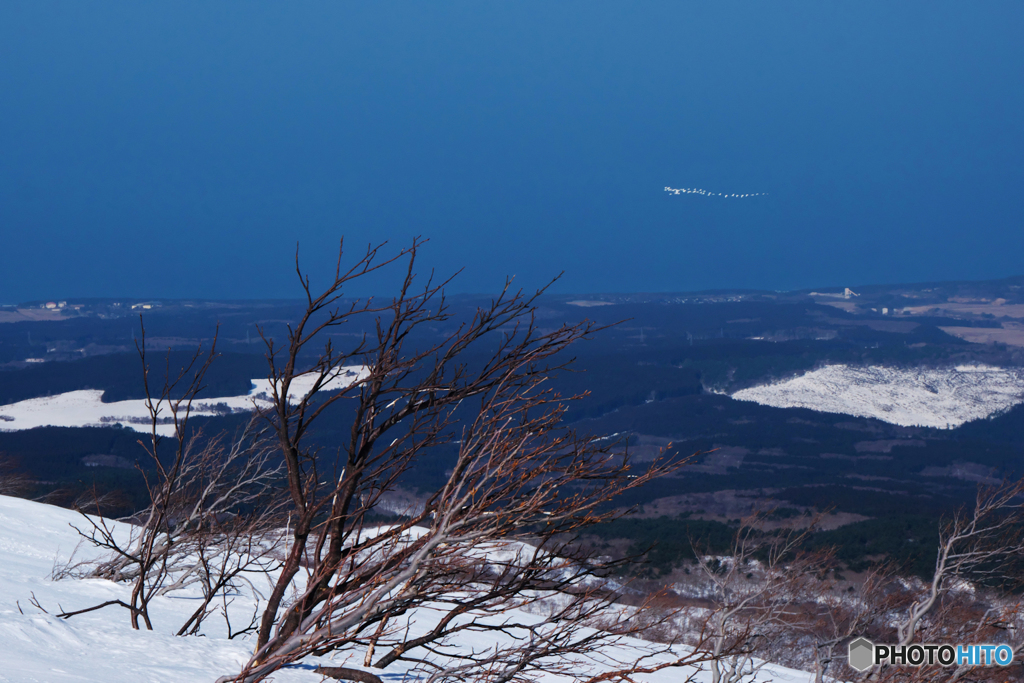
2;2;1022;301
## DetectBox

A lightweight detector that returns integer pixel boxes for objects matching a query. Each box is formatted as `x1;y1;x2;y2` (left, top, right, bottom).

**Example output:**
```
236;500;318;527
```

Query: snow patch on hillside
0;366;368;436
730;364;1024;428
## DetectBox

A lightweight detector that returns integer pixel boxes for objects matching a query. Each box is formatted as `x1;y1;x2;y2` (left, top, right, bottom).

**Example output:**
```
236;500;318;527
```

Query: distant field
0;308;66;323
939;326;1024;347
904;302;1024;319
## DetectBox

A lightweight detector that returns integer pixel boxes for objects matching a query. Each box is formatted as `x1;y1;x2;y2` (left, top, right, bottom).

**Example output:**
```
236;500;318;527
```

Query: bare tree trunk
315;668;383;683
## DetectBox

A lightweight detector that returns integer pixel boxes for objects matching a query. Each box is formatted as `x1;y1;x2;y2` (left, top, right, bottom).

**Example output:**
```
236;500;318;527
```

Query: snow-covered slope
731;364;1024;428
0;495;814;683
0;495;301;682
0;366;368;436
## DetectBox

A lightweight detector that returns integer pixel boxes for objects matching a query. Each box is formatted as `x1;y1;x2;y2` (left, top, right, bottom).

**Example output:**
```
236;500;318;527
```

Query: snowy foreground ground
0;495;815;683
731;364;1024;429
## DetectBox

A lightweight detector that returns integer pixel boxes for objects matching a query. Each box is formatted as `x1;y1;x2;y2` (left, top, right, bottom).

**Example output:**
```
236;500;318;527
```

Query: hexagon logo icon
848;637;875;672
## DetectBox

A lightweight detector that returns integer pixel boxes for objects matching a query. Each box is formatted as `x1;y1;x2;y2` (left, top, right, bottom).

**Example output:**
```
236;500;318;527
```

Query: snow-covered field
0;495;814;683
731;364;1024;428
0;366;368;436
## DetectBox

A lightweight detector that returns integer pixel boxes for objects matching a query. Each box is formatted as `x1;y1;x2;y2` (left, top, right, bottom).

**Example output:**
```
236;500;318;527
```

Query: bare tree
772;481;1024;683
681;514;829;683
798;562;907;683
844;480;1024;683
219;238;706;682
0;455;29;496
54;327;285;635
894;479;1024;648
